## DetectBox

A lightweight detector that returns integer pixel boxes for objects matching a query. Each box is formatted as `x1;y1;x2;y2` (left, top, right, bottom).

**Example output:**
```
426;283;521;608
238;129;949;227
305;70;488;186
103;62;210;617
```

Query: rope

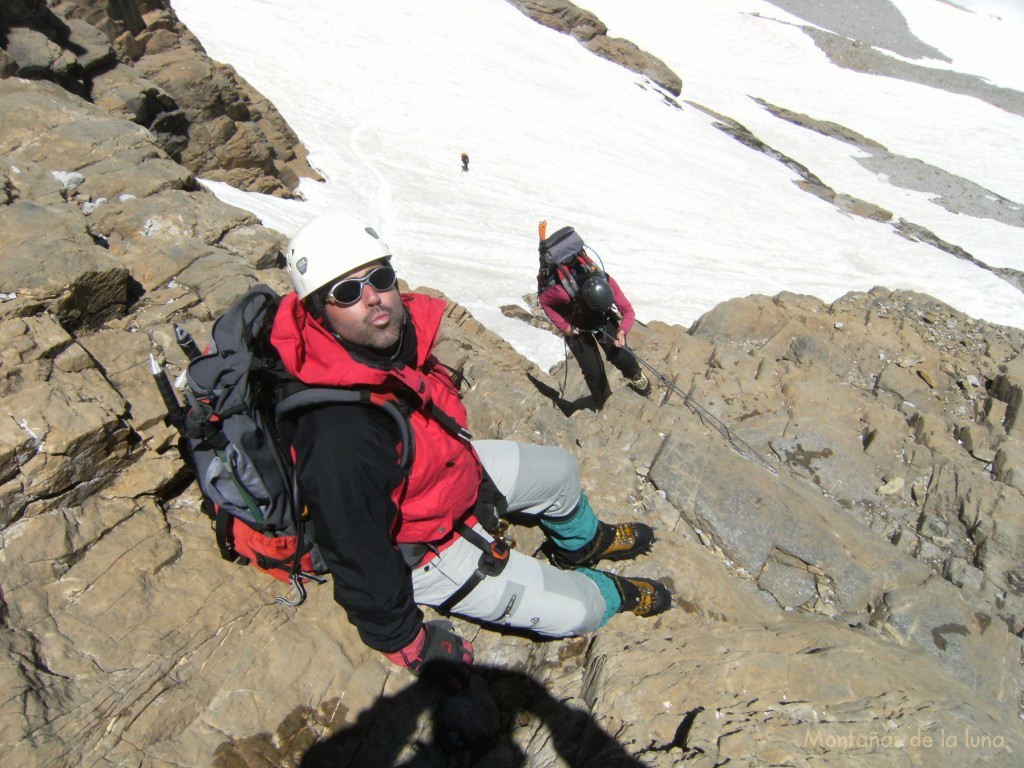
559;336;571;395
602;330;778;475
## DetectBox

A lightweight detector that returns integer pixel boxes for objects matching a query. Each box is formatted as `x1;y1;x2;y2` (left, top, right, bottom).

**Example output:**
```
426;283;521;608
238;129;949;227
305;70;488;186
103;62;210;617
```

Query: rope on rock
603;329;778;475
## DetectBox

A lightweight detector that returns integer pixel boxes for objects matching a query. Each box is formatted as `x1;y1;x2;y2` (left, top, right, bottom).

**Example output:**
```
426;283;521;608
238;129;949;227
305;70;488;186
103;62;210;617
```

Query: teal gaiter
579;568;621;625
541;494;619;624
540;492;599;551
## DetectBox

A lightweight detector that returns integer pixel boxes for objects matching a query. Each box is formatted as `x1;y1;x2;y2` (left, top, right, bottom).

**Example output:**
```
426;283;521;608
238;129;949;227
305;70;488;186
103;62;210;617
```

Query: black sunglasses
325;265;398;306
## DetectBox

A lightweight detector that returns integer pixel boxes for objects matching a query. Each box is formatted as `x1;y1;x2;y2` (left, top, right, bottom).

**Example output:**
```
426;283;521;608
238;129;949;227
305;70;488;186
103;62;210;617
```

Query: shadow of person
299;663;654;767
525;373;593;416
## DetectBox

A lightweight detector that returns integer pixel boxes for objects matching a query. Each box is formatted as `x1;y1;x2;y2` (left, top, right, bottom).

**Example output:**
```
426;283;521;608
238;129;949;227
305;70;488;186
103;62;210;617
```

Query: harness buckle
494;517;516;550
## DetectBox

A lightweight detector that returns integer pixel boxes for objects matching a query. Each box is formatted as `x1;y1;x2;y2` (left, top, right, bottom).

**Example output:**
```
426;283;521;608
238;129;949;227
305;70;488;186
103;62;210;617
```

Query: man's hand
615;330;627;348
385;620;473;691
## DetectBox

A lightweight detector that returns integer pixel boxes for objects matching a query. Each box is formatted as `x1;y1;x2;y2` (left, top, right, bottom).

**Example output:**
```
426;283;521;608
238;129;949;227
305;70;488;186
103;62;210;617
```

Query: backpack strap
432;469;512;614
553;251;607;304
271;386;417;606
213;503;236;562
276;387;415;472
555;263;578;298
436;519;510;614
576;250;599;273
427;402;473;441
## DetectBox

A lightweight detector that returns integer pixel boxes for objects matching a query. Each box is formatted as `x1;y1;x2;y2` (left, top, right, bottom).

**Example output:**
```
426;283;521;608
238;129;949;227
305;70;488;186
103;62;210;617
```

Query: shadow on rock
526;372;595;416
300;664;651;768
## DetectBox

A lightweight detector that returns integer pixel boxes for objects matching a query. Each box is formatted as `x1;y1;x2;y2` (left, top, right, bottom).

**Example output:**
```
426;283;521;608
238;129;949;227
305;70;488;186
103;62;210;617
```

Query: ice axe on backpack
148;323;205;427
173;323;204;361
149;353;184;432
149;322;208;432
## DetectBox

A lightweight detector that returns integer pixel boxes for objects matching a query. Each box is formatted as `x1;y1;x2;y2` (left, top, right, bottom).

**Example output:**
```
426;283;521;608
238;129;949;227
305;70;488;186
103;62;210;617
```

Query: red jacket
270;291;482;651
272;291;481;543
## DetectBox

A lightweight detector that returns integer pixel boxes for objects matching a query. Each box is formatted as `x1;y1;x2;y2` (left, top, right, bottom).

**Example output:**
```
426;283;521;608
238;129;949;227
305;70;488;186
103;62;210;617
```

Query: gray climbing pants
410;440;608;636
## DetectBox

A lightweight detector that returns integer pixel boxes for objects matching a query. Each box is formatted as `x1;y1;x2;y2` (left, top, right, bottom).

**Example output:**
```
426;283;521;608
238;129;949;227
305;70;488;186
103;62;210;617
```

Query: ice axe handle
150;354;184;429
173;323;203;362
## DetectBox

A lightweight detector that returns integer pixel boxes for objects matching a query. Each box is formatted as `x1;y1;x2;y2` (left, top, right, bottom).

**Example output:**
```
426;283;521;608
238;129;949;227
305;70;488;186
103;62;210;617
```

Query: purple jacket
539;273;636;335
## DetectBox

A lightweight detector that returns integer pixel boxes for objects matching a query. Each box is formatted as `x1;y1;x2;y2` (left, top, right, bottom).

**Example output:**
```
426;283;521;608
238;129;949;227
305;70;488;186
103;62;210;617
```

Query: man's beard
355;304;404;351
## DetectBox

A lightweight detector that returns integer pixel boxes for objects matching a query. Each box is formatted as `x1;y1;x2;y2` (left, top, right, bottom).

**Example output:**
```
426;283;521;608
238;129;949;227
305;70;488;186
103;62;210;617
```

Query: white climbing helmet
284;212;392;299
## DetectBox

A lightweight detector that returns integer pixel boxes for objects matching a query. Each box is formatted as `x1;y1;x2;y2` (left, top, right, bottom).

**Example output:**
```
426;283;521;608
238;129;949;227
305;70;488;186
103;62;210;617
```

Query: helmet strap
306;290;327;321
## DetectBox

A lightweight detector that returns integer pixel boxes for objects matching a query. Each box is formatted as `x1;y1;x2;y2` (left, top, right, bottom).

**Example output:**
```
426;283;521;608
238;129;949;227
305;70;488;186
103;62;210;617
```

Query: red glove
385;620;473;691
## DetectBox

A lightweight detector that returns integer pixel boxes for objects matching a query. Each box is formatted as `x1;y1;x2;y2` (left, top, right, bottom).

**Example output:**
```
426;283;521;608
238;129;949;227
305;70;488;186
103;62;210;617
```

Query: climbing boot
547;521;654;569
608;573;672;617
628;370;651;396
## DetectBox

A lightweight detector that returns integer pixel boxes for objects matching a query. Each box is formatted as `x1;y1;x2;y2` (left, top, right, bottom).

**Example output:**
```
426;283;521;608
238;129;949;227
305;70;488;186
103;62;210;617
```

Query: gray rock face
764;0;1024;119
1;4;1023;768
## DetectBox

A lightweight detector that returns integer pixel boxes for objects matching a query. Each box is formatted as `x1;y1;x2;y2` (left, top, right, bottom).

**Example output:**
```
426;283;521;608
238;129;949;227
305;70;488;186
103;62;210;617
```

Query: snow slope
169;0;1024;369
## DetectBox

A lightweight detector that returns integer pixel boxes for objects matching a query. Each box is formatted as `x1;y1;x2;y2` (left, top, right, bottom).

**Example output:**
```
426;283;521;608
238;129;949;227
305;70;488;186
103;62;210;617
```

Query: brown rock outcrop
1;0;321;197
506;0;683;97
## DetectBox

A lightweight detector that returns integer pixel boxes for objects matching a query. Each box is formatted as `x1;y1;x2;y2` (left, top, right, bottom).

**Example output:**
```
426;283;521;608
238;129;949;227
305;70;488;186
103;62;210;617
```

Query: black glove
384;620;473;691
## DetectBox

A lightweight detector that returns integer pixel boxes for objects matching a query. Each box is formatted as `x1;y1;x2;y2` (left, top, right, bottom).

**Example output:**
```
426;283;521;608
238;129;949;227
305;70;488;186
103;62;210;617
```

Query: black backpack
159;285;412;605
537;225;605;300
539;225;585;268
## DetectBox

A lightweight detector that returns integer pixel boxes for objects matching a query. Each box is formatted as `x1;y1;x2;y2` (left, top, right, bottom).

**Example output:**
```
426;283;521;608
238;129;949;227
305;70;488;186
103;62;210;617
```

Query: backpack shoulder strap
576;251;599;273
556;262;580;299
276;387;415;472
557;252;605;300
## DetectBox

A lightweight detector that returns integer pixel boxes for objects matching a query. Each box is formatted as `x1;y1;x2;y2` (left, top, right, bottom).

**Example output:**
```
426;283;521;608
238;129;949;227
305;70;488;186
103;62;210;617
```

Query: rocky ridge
1;0;321;198
2;2;1024;767
504;0;683;98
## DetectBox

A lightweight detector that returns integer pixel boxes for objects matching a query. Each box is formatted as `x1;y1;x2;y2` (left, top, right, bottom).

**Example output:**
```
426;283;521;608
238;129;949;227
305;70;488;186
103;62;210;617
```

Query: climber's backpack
538;226;603;300
539;225;585;267
179;284;412;605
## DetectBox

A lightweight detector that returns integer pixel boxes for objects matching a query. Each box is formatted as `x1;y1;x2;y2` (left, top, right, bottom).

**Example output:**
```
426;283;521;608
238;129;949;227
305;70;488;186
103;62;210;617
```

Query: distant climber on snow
461;152;469;172
536;221;650;410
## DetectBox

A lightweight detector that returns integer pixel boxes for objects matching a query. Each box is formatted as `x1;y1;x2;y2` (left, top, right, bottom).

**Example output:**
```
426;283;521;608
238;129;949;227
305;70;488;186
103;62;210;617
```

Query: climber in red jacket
270;212;672;691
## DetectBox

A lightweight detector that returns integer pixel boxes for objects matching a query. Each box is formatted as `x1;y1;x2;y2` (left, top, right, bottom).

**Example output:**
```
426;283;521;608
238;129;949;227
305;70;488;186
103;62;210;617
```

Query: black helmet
580;275;614;312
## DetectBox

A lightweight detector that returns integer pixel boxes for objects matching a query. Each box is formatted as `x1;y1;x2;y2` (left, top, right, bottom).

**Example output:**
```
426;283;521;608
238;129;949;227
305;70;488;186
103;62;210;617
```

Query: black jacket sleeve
287;402;422;653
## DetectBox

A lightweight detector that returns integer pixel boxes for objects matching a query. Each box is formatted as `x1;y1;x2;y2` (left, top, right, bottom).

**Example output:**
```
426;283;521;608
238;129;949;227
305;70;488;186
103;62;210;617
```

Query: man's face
322;261;405;350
